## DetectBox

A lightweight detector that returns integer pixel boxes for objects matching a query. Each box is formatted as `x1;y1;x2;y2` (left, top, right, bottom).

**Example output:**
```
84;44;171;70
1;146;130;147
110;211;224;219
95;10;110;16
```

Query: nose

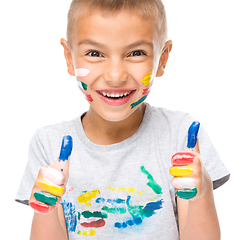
103;60;128;86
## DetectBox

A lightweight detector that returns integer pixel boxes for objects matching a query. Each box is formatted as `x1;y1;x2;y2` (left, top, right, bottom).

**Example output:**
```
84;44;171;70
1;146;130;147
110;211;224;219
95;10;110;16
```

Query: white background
1;0;243;239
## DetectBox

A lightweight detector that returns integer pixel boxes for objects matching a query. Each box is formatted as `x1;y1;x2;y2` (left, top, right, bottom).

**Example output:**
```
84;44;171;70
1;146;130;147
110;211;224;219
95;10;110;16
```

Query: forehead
72;9;158;48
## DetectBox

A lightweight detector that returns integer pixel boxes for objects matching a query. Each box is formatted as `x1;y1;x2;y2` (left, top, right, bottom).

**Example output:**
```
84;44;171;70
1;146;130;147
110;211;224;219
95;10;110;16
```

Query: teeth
99;91;131;98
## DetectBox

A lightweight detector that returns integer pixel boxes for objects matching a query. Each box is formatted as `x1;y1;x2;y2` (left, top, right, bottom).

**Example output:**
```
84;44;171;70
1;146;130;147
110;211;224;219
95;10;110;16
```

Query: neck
82;103;146;145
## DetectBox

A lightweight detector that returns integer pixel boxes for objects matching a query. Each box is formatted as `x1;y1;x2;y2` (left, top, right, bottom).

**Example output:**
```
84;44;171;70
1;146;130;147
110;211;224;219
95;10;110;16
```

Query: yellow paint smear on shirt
89;229;96;236
141;70;153;86
170;166;194;177
77;189;100;206
107;186;143;196
37;178;64;197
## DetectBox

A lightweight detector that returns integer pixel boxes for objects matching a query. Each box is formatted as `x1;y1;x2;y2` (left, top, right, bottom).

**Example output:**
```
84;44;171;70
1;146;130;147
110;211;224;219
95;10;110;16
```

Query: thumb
53;135;73;178
186;121;200;153
58;135;73;162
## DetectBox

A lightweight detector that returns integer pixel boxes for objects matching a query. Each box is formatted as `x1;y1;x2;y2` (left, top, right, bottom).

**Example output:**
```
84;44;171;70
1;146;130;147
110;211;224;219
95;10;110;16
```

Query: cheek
130;70;153;109
75;68;94;103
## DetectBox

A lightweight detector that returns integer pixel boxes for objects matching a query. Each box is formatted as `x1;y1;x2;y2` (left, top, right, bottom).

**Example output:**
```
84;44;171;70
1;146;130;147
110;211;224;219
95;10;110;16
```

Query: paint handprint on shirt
62;166;164;237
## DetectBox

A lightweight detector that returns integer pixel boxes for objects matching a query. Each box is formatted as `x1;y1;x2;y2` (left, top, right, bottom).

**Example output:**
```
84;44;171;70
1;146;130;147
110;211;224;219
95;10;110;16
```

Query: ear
60;38;75;76
156;40;173;77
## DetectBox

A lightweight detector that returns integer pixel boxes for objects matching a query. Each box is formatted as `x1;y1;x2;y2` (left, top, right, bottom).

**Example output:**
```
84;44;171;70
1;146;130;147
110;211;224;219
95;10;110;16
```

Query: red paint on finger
172;152;195;166
80;219;106;228
30;201;49;213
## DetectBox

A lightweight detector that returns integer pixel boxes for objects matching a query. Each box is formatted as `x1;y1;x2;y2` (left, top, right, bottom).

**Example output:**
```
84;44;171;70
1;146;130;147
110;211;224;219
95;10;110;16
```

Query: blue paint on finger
187;121;200;149
59;135;73;161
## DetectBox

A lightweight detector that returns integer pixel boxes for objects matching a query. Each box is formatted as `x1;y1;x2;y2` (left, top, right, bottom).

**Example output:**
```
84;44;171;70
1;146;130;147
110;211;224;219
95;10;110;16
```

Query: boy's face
62;9;170;122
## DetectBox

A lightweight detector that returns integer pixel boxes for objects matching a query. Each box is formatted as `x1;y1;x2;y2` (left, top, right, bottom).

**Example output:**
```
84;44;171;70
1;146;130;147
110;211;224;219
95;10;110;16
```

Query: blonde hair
67;0;168;49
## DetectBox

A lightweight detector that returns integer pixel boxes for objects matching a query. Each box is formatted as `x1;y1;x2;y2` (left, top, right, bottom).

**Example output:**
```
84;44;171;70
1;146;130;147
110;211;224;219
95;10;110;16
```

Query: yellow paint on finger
141;70;153;86
170;166;194;177
37;179;64;196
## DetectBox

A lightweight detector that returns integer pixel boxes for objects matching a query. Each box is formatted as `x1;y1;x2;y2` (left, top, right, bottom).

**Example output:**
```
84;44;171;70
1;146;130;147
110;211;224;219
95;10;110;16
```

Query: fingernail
187;121;200;149
59;135;73;162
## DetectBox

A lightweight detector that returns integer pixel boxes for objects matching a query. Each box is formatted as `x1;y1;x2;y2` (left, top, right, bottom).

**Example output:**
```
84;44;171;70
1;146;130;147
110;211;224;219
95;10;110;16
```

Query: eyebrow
78;39;153;49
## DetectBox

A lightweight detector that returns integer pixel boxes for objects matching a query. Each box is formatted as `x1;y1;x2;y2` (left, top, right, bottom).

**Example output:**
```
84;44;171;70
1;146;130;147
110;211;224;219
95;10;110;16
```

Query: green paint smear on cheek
141;166;163;194
77;81;88;91
131;95;148;109
33;191;58;206
176;188;198;199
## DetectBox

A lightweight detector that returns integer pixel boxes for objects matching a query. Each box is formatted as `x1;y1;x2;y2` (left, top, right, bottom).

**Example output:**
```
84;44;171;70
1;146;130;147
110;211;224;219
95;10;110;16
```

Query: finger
186;121;200;152
37;177;65;196
172;177;196;189
58;135;73;162
170;166;194;177
176;188;198;200
29;201;50;214
53;135;73;177
33;191;58;206
42;166;64;186
171;152;195;166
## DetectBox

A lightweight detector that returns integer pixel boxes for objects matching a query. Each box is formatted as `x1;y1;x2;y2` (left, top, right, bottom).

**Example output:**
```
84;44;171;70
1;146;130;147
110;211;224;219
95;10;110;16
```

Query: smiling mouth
96;90;136;100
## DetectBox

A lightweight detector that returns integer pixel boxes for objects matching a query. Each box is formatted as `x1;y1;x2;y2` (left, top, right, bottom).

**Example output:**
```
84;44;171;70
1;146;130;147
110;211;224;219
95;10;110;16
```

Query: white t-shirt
15;103;230;240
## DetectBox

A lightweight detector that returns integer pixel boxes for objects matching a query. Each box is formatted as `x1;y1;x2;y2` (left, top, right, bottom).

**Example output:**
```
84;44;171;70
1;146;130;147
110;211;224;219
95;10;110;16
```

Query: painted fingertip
30;201;50;213
34;191;58;206
42;167;64;185
59;135;73;162
170;166;194;177
37;178;64;196
176;188;198;200
187;121;200;149
172;152;195;166
172;177;196;189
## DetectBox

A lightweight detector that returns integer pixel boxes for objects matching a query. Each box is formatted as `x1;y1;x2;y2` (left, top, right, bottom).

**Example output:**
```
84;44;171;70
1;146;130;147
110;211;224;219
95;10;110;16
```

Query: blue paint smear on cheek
62;200;77;233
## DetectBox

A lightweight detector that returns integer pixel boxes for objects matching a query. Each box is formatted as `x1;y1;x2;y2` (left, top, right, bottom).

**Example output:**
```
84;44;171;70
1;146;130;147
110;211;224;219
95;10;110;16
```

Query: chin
92;106;139;122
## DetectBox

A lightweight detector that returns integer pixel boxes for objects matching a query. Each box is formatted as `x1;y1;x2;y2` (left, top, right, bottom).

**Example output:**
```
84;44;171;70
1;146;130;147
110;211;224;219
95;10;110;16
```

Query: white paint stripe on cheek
172;177;196;189
75;68;90;77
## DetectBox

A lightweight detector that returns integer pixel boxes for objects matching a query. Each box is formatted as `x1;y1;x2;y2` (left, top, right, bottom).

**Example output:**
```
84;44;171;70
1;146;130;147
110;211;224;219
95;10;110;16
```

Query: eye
87;51;103;57
129;50;146;57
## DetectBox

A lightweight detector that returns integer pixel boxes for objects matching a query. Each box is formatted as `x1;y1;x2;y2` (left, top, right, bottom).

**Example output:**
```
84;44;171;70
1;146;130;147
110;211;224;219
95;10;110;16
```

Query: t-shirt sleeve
15;129;50;205
177;114;230;190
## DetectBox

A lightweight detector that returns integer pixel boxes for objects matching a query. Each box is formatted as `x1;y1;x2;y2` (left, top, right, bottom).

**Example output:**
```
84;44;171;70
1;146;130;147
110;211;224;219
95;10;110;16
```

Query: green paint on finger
34;191;58;206
176;188;198;199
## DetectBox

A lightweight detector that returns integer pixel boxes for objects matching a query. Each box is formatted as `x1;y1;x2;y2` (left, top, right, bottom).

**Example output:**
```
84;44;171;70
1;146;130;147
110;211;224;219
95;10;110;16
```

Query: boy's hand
29;136;73;213
170;122;212;201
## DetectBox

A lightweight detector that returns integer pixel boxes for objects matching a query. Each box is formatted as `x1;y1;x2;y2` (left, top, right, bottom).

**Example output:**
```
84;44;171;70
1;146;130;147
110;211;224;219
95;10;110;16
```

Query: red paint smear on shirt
85;94;93;102
80;219;106;228
172;152;195;166
30;201;49;213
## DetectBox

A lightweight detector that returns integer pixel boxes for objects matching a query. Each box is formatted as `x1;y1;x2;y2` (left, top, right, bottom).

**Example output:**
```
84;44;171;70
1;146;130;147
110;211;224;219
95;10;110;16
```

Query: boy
15;0;230;239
